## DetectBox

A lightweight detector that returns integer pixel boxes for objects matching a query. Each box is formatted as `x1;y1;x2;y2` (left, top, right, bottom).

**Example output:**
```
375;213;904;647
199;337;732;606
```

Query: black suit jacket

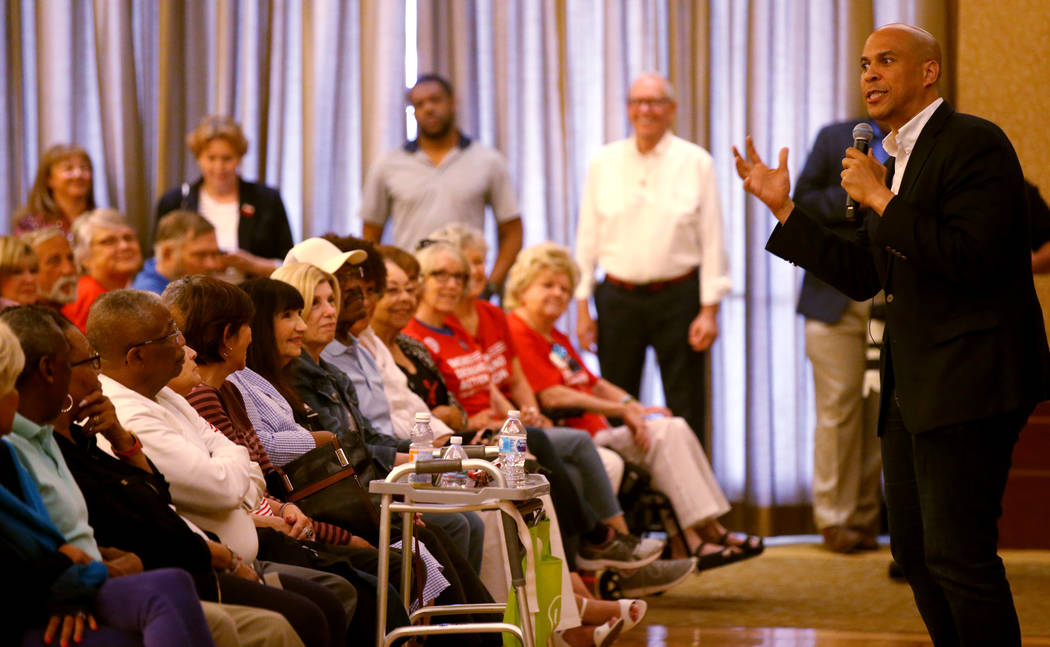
794;119;881;323
156;177;294;260
768;101;1050;433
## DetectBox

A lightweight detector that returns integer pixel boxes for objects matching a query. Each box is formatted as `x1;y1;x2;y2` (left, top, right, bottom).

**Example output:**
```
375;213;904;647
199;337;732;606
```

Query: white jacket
99;375;266;560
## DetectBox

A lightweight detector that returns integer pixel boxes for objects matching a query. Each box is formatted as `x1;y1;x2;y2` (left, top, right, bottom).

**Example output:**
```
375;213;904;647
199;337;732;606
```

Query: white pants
593;416;730;529
805;299;883;531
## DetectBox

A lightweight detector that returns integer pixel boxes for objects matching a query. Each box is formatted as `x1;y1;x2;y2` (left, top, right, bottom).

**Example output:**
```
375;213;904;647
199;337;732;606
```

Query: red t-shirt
61;275;109;333
505;312;609;434
402;317;494;416
453;299;517;392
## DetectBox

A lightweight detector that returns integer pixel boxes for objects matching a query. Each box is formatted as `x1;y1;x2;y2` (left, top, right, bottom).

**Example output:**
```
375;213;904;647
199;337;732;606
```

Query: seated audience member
424;226;660;565
13;144;95;235
265;264;488;568
230;277;500;645
85;290;353;647
160;276;427;638
369;245;468;435
25;305;355;647
133;210;223;293
0;236;40;307
21;229;78;308
156;115;293;277
504;243;764;569
63;209;142;331
0;315;217;647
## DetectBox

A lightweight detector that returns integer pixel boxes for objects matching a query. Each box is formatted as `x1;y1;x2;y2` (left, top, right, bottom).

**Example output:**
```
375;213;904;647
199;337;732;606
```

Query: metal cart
370;456;550;647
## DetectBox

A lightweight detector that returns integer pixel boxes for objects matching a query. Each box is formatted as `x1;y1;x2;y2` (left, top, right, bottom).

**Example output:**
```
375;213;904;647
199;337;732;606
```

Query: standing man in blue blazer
735;23;1050;647
794;119;887;554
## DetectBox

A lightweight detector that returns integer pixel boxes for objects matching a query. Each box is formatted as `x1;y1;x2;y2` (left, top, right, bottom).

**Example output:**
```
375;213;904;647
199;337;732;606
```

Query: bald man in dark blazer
735;23;1050;647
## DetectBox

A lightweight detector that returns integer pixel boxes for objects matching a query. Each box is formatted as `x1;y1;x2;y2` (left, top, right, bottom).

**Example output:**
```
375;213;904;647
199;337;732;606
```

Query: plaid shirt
227;368;316;467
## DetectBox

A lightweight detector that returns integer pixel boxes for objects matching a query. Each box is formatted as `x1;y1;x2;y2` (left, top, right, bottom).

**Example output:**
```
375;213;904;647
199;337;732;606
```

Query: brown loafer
822;525;864;553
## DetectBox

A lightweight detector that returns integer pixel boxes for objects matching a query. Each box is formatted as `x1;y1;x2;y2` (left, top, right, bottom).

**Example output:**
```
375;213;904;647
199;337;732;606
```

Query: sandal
693;542;753;571
719;530;764;556
579;597;647;633
617;598;647;632
550;617;624;647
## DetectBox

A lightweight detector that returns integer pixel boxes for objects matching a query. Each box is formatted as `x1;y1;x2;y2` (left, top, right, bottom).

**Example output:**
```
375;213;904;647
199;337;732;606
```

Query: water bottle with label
497;410;527;487
437;436;473;489
409;412;435;486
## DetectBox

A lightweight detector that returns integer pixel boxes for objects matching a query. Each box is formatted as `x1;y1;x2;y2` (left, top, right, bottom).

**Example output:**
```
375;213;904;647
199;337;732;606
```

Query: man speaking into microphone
734;23;1050;647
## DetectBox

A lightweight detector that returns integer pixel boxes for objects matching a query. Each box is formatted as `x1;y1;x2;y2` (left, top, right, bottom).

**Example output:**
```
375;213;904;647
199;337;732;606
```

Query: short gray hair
70;208;133;272
20;227;67;250
86;289;167;358
629;72;675;100
415;240;469;278
426;223;487;253
0;306;68;388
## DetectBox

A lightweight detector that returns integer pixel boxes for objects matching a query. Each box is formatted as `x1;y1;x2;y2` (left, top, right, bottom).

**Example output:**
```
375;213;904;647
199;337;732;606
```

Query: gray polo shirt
359;134;520;251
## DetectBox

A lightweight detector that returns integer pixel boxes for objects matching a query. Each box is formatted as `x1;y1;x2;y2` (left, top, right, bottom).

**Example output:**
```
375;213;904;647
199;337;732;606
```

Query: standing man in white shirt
575;73;730;445
360;75;522;296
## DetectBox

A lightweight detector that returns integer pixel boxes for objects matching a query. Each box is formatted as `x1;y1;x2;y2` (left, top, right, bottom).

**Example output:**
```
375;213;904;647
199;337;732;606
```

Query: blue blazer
794;119;884;324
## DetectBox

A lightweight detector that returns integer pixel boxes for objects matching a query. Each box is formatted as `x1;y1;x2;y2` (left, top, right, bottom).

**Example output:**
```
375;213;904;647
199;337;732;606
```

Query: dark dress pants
881;399;1025;647
595;275;706;446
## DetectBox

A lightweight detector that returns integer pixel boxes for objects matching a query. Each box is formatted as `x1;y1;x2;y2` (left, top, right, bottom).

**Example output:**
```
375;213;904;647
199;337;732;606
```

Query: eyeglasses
427;270;468;284
126;325;183;353
627;97;672;109
550;343;582;372
70;354;102;371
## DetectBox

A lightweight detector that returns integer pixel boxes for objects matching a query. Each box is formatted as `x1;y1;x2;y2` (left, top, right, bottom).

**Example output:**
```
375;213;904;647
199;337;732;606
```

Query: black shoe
888;560;905;579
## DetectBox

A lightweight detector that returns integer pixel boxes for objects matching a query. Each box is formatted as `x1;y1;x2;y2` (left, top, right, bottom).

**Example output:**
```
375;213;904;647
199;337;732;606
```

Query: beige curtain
416;0;952;534
2;0;406;243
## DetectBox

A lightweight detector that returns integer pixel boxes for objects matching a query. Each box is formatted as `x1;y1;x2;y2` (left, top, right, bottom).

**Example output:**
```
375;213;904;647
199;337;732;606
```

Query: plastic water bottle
409;412;435;486
497;410;527;487
438;437;473;489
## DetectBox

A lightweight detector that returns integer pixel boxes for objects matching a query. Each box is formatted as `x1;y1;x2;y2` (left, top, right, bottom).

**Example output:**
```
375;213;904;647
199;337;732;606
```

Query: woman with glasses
505;243;764;570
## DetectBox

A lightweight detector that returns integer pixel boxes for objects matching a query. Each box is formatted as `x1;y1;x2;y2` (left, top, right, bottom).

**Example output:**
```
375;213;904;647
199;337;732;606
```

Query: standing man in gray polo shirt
360;75;523;293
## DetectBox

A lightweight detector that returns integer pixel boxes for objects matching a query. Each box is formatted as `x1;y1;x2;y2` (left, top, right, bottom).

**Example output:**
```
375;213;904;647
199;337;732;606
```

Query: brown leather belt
604;268;698;293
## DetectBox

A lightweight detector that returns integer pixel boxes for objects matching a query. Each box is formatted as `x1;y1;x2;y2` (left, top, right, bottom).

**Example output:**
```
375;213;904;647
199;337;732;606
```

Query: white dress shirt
574;132;731;305
883;97;944;195
99;376;266;560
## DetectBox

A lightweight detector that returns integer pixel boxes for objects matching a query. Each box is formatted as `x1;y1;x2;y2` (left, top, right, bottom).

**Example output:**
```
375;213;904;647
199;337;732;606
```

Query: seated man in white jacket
86;288;357;625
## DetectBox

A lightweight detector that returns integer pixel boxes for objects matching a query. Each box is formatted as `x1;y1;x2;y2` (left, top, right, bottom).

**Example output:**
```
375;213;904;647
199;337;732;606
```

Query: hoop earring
60;394;74;414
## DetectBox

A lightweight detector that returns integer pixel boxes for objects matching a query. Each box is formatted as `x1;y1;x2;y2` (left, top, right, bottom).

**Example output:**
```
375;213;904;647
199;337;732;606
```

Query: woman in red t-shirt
505;242;764;570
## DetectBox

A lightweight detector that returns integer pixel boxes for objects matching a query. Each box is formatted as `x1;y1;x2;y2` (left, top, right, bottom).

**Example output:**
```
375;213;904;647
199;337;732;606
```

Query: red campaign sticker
241;204;256;218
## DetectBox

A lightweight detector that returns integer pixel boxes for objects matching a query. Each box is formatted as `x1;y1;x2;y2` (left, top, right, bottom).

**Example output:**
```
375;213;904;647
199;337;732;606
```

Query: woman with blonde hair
505;242;764;570
0;236;40;307
13;144;96;234
156;115;293;278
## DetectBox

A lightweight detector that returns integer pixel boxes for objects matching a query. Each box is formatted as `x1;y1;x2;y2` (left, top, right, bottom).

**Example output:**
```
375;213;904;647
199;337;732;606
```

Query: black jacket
156;177;294;260
768;101;1050;433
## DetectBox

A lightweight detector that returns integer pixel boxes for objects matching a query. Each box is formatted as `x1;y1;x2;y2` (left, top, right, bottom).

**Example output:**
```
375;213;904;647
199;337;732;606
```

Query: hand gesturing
732;136;794;224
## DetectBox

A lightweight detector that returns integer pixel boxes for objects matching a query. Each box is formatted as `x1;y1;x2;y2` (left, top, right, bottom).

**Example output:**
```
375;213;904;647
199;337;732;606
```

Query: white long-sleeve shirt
99;375;266;560
574;132;731;305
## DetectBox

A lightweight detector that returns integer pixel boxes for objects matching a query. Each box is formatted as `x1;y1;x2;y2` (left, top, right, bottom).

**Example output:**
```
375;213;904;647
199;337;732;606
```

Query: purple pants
23;568;214;647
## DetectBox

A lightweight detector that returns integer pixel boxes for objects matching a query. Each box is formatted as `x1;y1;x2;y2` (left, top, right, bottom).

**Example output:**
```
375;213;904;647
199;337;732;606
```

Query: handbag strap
285;468;356;503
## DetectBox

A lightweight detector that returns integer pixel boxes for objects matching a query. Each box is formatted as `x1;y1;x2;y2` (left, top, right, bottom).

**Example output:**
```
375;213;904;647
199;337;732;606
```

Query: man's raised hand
732;136;794;224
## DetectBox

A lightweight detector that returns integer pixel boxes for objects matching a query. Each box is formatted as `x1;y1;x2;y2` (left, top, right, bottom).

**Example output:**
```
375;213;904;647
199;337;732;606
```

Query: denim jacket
289;351;410;475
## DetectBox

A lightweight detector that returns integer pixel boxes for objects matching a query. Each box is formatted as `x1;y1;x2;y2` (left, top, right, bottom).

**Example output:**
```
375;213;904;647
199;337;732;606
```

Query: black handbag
270;437;381;545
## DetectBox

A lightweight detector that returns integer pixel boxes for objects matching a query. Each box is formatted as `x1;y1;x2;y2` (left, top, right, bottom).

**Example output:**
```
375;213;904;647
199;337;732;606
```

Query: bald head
627;72;677;152
861;23;942;130
876;23;941;67
87;289;170;358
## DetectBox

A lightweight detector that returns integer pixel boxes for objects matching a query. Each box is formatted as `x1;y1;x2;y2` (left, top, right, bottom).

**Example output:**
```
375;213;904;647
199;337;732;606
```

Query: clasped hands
732;135;891;220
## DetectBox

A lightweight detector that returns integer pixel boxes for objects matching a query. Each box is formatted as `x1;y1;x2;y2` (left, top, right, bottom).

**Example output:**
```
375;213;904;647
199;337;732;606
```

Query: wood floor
613;626;1050;646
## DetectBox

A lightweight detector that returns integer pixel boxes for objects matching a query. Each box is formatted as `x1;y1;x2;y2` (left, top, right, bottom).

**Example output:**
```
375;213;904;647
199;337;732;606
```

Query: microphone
846;122;875;222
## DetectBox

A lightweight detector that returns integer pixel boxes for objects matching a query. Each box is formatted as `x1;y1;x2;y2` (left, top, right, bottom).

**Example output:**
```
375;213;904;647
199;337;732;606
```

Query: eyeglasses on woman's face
69;353;102;371
427;270;468;285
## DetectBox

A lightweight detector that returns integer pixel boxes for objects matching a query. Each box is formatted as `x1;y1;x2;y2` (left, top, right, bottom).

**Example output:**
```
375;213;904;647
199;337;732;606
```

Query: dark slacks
881;400;1025;647
595;275;706;445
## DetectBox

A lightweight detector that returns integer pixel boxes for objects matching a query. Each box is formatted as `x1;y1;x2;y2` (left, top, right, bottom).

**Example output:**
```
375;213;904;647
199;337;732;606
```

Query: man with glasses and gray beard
21;228;79;309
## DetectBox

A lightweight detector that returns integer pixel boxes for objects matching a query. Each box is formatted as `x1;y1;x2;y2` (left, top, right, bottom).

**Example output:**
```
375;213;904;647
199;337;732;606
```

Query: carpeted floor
642;544;1050;636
